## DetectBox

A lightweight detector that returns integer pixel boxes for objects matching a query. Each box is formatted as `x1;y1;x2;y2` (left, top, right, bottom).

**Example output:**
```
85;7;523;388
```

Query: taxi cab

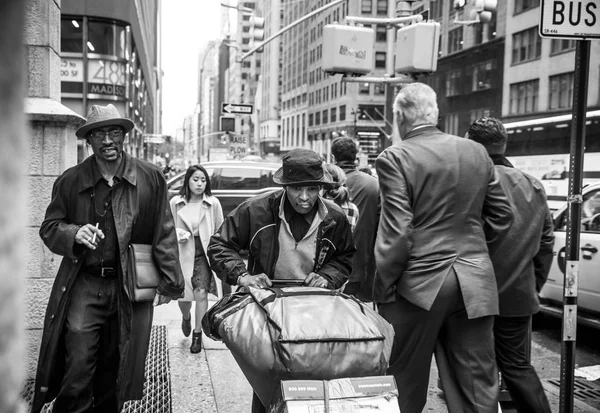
539;183;600;326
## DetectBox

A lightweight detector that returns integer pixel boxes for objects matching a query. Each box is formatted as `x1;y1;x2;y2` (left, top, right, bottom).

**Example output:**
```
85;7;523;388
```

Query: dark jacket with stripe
207;189;355;289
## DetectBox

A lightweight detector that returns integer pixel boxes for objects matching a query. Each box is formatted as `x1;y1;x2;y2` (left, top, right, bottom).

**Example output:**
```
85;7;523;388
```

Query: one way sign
222;102;254;115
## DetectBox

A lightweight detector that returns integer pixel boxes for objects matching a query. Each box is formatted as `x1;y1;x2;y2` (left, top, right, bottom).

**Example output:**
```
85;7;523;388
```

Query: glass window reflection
87;20;126;58
61;18;83;53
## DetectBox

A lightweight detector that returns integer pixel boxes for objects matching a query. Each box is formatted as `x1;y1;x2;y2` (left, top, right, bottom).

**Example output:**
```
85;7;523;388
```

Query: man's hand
239;273;272;289
75;223;104;249
153;293;172;306
304;272;329;289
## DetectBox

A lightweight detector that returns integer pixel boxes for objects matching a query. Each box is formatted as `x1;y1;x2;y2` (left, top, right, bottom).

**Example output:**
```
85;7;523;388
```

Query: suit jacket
374;126;513;319
338;161;380;301
488;157;555;316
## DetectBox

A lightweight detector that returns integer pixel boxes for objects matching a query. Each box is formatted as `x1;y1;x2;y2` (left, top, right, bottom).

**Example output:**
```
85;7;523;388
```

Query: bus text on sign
539;0;600;39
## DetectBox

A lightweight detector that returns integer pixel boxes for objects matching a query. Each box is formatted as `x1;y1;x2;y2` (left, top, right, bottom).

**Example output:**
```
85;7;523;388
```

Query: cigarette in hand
91;223;99;243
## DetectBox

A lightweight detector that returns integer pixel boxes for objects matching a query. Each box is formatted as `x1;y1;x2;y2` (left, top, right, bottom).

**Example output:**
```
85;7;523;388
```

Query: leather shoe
181;314;192;337
190;331;202;354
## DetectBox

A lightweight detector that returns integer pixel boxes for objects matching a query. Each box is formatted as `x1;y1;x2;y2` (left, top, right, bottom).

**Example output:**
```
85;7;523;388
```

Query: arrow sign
222;102;254;115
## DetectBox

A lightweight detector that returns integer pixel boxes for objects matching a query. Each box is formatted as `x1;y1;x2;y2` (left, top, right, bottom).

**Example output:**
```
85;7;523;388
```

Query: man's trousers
494;315;551;413
53;272;119;413
378;269;499;413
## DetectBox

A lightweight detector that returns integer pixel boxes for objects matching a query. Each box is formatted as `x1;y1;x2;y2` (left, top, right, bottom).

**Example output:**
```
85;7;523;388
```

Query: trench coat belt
81;266;117;278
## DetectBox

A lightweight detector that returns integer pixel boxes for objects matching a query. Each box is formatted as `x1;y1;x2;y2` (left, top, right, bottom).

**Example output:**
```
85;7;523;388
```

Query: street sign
228;134;248;158
143;134;165;144
539;0;600;39
221;102;254;115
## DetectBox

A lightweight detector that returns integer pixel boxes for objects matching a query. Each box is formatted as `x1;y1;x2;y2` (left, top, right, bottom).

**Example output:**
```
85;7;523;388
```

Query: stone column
0;2;27;413
23;0;84;402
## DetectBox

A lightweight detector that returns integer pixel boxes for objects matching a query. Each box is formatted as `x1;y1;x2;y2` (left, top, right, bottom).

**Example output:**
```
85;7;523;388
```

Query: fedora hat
76;104;135;138
273;148;333;186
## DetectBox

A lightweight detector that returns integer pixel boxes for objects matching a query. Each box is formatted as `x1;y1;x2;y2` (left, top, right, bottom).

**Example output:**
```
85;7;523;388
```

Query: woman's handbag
125;244;161;302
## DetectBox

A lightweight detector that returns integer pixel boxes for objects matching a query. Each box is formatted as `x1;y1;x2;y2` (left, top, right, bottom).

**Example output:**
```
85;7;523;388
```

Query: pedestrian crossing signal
220;116;235;132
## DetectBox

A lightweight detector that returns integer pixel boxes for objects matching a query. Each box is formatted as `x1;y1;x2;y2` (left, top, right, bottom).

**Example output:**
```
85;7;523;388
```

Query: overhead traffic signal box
394;22;441;74
220;116;235;132
322;24;375;76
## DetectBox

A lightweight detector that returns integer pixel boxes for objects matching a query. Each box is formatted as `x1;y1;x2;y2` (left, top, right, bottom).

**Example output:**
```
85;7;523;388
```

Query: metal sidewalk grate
22;325;171;413
547;378;600;401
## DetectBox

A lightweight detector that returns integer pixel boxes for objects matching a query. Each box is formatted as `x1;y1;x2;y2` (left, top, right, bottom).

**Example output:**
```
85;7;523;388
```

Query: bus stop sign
539;0;600;39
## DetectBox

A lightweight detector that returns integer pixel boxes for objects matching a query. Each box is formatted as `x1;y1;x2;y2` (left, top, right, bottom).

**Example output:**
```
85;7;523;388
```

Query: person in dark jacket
331;137;380;301
32;104;184;413
207;148;356;413
467;117;554;413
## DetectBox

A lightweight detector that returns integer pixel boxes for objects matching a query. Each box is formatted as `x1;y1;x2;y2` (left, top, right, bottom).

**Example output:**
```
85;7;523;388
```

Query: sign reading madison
540;0;599;39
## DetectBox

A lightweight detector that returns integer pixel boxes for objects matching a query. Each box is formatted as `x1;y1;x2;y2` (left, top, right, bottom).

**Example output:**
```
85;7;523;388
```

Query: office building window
549;72;574;110
430;0;442;19
446;69;461;96
375;52;386;68
323;109;328;124
376;25;387;42
359;82;370;94
308;113;314;126
472;61;493;91
470;108;491;123
551;39;576;55
514;0;540;14
61;18;84;53
376;0;387;15
361;0;373;14
448;28;463;54
340;105;346;121
87;19;127;58
512;27;541;64
444;113;459;136
331;107;337;122
315;111;321;125
509;79;539;114
374;83;385;95
474;24;484;45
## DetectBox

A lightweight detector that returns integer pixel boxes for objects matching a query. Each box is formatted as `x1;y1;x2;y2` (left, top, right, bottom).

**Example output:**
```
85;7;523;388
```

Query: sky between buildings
162;0;222;139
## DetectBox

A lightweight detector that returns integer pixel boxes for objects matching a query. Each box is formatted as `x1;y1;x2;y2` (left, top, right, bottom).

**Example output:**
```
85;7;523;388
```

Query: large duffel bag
202;286;395;408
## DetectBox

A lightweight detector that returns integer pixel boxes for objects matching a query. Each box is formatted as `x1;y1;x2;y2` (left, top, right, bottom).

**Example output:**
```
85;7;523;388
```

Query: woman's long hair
178;164;213;201
322;163;350;206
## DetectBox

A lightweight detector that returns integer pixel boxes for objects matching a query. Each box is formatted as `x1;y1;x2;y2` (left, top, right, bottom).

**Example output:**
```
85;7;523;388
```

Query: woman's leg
178;300;192;319
178;300;192;337
193;288;209;333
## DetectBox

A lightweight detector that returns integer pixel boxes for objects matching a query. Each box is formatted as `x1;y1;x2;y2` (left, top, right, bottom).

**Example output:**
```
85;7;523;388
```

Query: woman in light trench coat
169;165;224;353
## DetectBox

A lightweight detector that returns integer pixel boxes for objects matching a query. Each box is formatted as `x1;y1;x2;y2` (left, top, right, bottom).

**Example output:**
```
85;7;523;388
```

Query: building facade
60;0;162;162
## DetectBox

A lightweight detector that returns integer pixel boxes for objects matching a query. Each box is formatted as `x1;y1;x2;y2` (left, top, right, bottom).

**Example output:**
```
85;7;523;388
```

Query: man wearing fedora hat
208;148;356;413
32;104;184;413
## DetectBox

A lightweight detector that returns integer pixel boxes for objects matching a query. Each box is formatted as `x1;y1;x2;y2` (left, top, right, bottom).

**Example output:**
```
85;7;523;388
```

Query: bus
504;110;600;211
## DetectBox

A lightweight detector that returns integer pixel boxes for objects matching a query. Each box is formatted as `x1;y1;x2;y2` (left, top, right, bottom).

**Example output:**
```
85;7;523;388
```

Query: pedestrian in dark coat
375;83;513;413
32;104;184;413
208;148;356;413
467;117;554;413
331;137;380;301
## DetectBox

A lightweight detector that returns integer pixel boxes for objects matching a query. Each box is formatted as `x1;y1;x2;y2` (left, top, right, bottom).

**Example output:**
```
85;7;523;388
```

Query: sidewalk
152;298;600;413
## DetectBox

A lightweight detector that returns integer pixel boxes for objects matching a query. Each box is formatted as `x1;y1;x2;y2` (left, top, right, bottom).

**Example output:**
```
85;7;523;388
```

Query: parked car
166;160;282;217
539;183;600;326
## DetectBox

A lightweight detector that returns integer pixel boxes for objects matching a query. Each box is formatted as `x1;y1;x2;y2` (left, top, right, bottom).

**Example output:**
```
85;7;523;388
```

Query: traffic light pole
238;0;345;62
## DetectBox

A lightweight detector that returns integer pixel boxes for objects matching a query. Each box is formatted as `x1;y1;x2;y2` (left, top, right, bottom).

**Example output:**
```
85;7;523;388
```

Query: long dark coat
31;153;184;413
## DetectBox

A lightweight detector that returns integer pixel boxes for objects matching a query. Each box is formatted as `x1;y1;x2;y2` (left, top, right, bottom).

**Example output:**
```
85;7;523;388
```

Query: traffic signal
220;116;235;132
249;16;265;43
472;0;497;24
